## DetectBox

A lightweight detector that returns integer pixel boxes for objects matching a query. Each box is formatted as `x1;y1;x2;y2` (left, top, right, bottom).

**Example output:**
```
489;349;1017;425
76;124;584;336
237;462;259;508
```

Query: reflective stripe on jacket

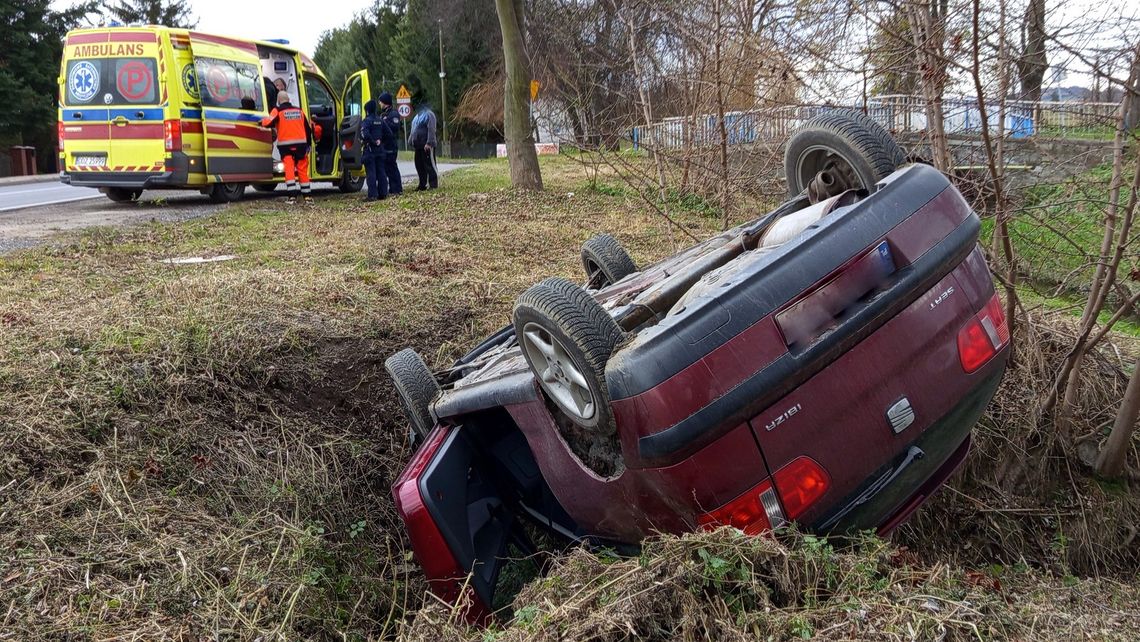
260;103;311;146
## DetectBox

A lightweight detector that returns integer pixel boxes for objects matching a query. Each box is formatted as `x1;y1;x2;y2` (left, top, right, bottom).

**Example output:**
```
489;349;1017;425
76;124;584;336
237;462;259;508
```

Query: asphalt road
0;160;462;253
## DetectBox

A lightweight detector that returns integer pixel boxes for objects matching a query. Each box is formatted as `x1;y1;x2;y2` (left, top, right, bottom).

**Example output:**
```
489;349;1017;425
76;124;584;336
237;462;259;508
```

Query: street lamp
438;20;449;155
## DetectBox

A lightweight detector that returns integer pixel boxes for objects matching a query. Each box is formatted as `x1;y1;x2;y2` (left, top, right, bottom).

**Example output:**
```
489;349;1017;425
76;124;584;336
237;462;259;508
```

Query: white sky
52;0;375;56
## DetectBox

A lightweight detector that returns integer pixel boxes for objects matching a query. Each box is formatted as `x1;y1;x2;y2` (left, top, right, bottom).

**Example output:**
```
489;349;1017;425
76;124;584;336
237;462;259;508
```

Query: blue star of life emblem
69;61;99;103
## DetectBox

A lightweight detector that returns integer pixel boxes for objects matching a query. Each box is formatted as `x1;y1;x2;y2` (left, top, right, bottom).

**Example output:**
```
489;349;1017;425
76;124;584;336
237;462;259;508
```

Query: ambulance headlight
274;161;285;174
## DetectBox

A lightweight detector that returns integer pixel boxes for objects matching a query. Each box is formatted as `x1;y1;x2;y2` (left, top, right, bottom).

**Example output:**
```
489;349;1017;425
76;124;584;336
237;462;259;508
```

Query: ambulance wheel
252;183;278;193
104;188;142;203
209;183;246;203
338;171;365;193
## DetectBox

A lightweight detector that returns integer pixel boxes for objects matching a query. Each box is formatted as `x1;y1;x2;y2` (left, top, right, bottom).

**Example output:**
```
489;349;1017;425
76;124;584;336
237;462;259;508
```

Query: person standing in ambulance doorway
261;93;320;203
377;92;403;196
360;99;390;202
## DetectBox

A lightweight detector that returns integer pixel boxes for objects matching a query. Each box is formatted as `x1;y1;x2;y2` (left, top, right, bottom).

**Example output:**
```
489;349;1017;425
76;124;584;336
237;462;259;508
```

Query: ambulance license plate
74;154;106;168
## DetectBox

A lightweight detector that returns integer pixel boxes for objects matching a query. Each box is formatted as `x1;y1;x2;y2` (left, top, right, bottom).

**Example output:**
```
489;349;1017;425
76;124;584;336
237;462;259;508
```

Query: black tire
513;277;623;435
104;188;142;203
581;234;638;287
338;171;365;193
252;183;278;193
384;348;441;444
784;110;905;197
208;182;246;203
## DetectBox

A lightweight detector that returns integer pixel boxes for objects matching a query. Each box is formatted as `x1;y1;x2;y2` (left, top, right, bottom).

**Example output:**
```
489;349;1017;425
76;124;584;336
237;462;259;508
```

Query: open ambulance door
338;70;370;170
189;33;274;191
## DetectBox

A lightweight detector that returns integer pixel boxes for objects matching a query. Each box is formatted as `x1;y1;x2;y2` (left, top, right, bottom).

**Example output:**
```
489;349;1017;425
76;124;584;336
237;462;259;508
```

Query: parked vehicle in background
386;111;1011;621
58;26;370;203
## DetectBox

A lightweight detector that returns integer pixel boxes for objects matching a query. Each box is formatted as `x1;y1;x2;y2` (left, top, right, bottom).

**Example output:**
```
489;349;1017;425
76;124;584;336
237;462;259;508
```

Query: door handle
112;116;128;126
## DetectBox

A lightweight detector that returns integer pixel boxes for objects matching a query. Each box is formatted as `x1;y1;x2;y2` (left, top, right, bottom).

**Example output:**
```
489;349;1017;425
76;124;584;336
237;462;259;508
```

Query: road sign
396;84;413;120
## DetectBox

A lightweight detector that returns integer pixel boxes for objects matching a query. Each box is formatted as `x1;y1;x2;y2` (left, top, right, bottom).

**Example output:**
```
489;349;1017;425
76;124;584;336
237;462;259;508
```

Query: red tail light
957;293;1009;373
772;456;831;519
164;119;182;152
58;121;65;151
697;479;784;535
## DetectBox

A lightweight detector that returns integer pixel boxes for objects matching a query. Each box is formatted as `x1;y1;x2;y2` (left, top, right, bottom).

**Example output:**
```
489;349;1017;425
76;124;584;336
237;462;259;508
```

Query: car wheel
104;188;142;203
513;277;623;435
338;171;365;193
784;109;905;199
208;182;246;203
384;348;441;444
581;234;638;288
252;183;278;193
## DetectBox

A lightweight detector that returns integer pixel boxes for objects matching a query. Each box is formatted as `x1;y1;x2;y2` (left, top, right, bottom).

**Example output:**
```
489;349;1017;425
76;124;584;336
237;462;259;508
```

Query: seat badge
887;397;915;434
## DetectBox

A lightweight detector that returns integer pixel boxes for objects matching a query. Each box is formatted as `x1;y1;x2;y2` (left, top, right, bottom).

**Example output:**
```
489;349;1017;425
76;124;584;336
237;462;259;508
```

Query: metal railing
631;95;1122;150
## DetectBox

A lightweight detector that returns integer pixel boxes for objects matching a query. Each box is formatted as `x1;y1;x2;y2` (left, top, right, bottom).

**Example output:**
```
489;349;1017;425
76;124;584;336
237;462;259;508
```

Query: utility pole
438;19;448;156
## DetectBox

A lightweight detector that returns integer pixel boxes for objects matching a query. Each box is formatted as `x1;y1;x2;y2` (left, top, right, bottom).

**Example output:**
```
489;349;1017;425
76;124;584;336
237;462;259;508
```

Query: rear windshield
63;58;159;106
194;57;264;112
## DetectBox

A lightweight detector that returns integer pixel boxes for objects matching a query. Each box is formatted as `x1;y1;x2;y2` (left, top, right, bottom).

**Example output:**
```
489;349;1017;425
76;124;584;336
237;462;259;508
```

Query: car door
188;33;273;182
392;424;524;622
338;69;370;171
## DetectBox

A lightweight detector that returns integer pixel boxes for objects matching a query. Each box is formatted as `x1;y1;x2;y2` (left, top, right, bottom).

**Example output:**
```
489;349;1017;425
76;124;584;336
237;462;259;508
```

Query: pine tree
0;0;99;169
103;0;197;28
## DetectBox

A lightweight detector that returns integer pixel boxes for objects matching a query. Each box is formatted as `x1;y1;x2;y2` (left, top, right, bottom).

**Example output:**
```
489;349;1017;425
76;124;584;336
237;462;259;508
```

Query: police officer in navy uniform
359;99;390;202
376;92;403;196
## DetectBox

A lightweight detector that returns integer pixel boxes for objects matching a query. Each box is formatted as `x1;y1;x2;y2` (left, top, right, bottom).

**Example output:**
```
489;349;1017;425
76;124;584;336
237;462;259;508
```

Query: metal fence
631;95;1122;150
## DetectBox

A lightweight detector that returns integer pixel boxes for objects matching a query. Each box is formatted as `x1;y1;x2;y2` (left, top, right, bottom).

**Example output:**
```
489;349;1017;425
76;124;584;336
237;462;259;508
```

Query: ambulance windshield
63;58;159;107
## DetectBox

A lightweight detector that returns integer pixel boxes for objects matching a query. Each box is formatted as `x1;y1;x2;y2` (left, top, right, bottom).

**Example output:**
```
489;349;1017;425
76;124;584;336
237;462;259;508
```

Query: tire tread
384;348;441;441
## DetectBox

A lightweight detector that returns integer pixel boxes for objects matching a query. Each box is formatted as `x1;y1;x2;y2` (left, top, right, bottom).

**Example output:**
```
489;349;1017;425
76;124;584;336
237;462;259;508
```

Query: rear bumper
809;361;1006;534
60;152;195;189
62;171;176;189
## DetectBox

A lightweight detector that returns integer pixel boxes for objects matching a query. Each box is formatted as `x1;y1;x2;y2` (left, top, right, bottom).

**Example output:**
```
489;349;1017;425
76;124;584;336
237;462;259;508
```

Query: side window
344;75;363;117
303;76;334;118
195;57;263;111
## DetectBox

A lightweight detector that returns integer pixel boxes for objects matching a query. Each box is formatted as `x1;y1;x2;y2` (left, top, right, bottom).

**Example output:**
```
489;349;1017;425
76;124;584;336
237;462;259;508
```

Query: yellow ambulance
58;26;370;203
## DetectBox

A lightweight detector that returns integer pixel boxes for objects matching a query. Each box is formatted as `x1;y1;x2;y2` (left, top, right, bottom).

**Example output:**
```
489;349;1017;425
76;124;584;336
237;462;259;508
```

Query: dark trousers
414;146;438;189
383;148;402;194
362;150;387;200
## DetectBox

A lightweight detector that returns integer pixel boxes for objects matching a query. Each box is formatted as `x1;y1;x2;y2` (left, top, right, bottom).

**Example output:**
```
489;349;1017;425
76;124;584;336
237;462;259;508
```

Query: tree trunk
907;0;952;171
1096;356;1140;478
494;0;543;190
1017;0;1047;103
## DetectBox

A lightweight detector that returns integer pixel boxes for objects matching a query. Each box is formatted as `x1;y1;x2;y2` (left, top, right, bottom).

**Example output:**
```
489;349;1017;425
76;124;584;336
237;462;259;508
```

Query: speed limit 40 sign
396;84;412;120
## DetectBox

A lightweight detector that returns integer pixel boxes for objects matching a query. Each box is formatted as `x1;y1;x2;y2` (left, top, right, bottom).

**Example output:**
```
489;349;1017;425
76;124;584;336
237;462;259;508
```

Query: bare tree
1096;354;1140;478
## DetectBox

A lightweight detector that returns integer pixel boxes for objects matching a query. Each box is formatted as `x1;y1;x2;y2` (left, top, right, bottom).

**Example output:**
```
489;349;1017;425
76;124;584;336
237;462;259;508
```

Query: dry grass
1;155;1138;640
405;528;1140;641
0;157;724;640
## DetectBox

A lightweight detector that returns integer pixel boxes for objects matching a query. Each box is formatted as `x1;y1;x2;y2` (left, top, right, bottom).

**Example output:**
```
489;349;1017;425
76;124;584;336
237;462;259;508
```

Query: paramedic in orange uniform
260;93;319;201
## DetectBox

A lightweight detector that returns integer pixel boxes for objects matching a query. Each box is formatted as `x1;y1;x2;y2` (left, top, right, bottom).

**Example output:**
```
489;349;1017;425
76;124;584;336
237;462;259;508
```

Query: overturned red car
385;111;1010;619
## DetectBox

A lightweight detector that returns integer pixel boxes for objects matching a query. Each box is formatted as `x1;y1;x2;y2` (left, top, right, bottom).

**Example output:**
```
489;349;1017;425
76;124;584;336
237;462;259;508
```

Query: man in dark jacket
359;99;389;201
409;103;439;190
377;92;403;195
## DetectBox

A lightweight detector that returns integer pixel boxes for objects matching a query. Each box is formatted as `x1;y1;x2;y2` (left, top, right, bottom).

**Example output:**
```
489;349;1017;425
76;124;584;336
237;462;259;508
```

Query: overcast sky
53;0;375;56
